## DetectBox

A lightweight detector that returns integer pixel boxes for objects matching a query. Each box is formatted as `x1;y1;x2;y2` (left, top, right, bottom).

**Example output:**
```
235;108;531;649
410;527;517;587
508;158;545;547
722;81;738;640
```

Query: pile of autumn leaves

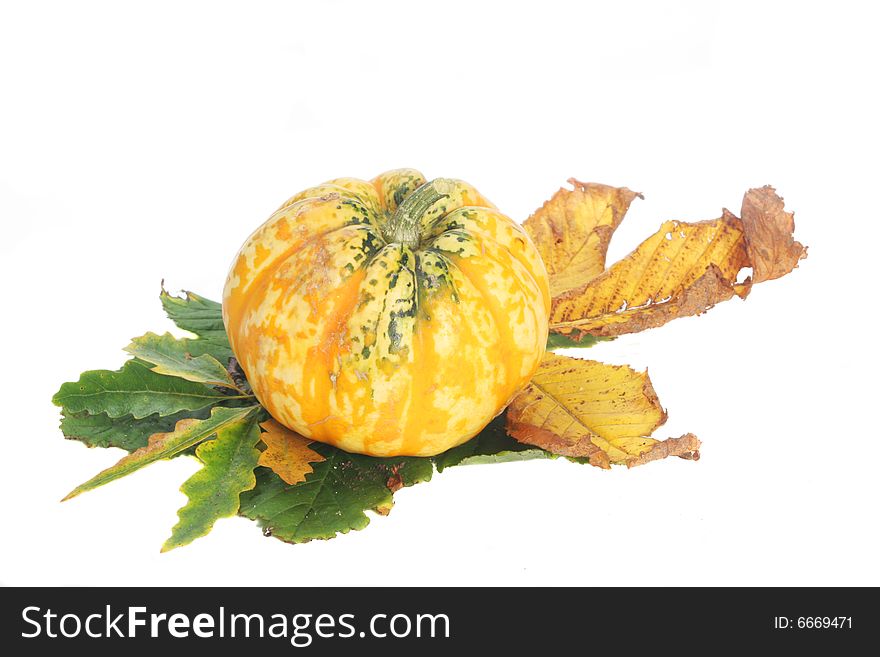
511;182;806;466
52;181;805;550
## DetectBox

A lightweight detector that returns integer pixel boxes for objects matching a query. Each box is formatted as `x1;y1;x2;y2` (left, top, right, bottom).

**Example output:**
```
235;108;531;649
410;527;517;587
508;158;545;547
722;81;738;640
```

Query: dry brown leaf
506;352;698;468
523;180;642;296
548;186;806;340
258;419;325;485
550;213;750;338
624;433;701;468
741;185;808;283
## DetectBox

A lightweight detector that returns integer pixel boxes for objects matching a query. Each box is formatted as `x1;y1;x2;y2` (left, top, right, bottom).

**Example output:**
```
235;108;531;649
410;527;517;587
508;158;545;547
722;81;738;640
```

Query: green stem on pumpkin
383;179;454;248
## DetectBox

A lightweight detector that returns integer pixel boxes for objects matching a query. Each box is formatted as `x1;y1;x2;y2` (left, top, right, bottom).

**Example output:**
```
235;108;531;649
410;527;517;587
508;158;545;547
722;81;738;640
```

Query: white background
1;0;877;586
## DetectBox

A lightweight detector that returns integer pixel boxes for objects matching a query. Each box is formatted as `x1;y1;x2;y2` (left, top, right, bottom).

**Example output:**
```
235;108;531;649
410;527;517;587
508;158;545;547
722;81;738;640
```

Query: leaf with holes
547;186;806;341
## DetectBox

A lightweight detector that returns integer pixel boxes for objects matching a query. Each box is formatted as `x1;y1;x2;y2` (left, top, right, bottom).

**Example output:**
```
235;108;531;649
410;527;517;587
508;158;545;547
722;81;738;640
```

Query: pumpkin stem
383;179;454;247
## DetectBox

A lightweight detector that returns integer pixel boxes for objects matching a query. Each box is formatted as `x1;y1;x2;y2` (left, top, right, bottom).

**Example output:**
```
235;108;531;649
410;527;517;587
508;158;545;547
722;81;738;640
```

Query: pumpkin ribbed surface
222;169;550;456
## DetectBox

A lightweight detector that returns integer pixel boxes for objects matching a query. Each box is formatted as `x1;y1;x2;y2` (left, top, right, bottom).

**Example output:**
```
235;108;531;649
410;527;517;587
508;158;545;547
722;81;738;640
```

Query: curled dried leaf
740;185;807;283
506;353;694;468
524;180;642;296
624;433;701;468
548;187;805;340
257;419;325;485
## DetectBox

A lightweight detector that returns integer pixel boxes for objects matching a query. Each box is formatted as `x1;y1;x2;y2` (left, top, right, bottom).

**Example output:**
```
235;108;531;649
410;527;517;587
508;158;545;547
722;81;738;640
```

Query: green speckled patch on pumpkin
347;244;419;366
374;168;427;216
415;250;459;309
426;229;482;259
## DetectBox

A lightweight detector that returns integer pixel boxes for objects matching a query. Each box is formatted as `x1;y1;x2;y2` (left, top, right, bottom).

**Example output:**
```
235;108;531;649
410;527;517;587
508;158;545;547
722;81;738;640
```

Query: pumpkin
222;169;550;456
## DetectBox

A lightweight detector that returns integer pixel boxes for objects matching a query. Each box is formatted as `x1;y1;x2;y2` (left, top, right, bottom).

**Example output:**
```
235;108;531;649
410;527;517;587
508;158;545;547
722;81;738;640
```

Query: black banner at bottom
0;587;871;653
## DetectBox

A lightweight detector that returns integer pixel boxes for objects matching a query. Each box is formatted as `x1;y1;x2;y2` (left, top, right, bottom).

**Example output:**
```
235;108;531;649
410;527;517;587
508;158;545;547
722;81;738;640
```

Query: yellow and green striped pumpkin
222;169;550;456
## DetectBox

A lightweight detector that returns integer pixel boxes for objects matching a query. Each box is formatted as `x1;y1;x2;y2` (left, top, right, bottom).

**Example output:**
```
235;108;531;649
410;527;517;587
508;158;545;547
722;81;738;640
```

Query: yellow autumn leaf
541;185;806;340
506;352;700;468
257;419;325;485
523;180;642;297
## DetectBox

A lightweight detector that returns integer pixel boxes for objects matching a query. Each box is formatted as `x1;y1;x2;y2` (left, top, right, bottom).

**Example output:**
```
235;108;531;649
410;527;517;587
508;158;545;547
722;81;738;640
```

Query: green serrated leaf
162;413;262;552
125;331;237;389
239;445;433;543
62;405;258;501
59;409;209;452
52;360;243;419
433;415;553;472
546;332;613;351
160;288;233;361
